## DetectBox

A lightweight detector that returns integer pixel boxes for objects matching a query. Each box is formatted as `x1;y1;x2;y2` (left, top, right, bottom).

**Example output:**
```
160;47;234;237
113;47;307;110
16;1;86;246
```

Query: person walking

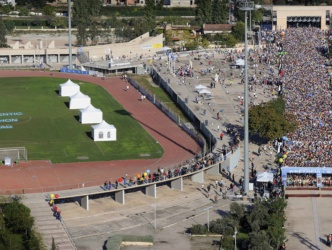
214;194;218;204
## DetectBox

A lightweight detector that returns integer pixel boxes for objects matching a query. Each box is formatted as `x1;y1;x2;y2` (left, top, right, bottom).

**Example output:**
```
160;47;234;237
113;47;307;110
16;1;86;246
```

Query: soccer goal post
0;147;28;162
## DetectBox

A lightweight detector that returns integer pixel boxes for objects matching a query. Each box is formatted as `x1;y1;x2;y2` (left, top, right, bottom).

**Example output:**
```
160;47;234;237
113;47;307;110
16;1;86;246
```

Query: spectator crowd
278;28;332;167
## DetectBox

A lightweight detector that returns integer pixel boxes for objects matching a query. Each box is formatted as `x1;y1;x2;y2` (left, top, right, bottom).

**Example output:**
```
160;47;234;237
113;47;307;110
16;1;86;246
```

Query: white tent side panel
256;172;274;182
59;80;80;97
69;98;91;109
80;111;103;124
92;121;117;141
69;92;91;110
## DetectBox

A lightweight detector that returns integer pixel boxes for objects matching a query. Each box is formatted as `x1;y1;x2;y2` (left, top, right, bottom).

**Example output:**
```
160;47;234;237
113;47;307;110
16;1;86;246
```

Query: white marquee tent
59;79;80;97
69;92;91;110
91;120;117;141
195;84;207;90
80;105;103;124
256;172;274;183
199;89;211;95
236;59;245;66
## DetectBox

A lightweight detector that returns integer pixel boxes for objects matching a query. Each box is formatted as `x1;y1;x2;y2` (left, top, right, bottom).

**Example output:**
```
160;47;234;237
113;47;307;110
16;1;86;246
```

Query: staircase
22;195;76;250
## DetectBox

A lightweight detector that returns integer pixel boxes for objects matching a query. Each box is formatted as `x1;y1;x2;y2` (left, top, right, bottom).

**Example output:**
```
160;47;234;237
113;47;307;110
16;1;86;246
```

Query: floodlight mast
68;0;73;70
237;0;254;194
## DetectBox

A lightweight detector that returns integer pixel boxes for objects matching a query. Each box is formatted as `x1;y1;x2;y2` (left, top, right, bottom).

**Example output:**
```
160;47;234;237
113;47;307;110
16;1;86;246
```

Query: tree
249;97;298;141
248;230;273;250
18;6;29;16
42;5;55;16
155;0;164;10
230;202;245;223
247;200;269;232
212;0;227;24
4;20;15;33
144;0;156;33
133;18;149;38
3;202;34;233
73;0;102;46
89;22;100;45
224;33;238;47
26;229;44;250
195;0;212;25
232;21;245;41
32;0;48;8
185;40;199;51
252;9;264;24
16;0;52;8
0;18;8;48
50;17;66;28
265;198;287;249
201;38;210;48
0;5;12;15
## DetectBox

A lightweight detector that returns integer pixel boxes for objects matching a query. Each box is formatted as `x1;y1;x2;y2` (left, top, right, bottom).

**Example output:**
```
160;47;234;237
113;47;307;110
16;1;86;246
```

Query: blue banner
60;69;89;75
281;167;332;188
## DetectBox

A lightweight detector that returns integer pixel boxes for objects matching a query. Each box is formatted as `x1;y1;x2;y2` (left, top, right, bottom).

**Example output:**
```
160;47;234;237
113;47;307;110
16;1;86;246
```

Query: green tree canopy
249;97;297;141
144;0;157;33
3;202;34;233
73;0;102;46
0;18;8;48
50;17;67;29
212;0;227;24
232;21;245;41
195;0;212;25
248;230;273;250
18;6;29;16
42;5;56;16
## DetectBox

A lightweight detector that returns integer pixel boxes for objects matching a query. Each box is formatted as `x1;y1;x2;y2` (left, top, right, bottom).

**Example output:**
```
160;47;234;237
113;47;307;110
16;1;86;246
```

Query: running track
0;71;201;194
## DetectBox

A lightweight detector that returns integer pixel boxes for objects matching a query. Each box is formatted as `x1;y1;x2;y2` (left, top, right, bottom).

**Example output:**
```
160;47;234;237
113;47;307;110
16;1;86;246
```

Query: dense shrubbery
188;198;287;250
3;18;49;27
101;7;195;17
0;197;44;250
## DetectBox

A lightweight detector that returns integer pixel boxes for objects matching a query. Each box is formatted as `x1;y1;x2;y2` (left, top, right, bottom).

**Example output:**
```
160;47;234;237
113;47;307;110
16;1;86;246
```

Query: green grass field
0;77;164;163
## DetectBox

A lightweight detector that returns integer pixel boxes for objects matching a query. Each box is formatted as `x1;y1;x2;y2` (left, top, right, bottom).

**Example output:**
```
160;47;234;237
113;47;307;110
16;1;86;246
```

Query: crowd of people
100;152;233;191
277;28;332;167
286;173;317;187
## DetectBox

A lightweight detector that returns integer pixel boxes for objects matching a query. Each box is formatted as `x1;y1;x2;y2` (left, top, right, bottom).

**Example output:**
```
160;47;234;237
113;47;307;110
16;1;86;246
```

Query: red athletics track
0;71;201;194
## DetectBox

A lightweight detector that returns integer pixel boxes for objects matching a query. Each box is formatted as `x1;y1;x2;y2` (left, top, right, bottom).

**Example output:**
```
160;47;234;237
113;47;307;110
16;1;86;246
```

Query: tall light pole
238;0;254;194
204;206;213;232
68;0;73;69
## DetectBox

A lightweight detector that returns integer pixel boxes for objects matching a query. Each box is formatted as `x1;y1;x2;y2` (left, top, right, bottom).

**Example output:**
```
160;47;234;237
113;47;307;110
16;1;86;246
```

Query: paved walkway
153;50;278;183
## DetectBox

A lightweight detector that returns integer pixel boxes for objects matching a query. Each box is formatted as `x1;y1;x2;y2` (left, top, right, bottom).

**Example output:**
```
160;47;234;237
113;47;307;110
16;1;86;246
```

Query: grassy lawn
0;77;163;163
130;75;190;123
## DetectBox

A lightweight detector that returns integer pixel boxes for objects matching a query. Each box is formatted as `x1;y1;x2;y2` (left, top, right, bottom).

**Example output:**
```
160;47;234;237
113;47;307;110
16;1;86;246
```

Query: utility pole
68;0;72;69
238;0;255;194
204;206;213;232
